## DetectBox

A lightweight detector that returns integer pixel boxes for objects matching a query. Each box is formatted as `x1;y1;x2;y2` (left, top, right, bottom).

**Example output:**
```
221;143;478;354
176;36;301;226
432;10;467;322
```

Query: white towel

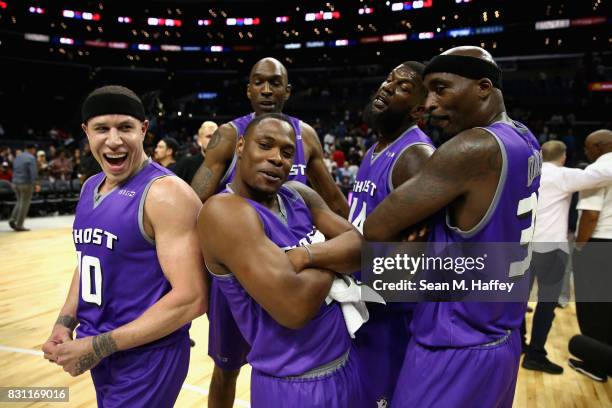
326;275;386;338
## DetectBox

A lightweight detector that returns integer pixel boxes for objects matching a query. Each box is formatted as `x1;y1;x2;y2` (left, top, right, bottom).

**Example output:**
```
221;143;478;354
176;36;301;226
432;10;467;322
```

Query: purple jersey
74;160;188;347
218;113;308;190
412;120;542;347
210;185;350;377
349;124;434;279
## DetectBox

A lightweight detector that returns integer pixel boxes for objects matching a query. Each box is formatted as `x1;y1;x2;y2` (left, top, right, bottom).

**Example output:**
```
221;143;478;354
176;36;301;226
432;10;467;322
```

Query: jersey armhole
138;175;170;246
445;128;508;238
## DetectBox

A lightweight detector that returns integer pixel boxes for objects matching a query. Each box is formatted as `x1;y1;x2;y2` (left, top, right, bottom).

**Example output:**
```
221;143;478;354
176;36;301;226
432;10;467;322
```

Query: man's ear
284;83;292;101
477;78;493;99
236;136;245;158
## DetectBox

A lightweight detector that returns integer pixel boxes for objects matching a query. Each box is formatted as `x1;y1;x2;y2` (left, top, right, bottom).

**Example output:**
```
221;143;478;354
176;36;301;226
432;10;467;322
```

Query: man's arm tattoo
75;352;98;375
92;332;118;360
55;315;78;331
191;165;213;198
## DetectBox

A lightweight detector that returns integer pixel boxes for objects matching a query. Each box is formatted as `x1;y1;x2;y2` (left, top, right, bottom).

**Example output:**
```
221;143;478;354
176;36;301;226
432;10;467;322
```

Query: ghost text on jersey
352;180;377;197
73;228;118;250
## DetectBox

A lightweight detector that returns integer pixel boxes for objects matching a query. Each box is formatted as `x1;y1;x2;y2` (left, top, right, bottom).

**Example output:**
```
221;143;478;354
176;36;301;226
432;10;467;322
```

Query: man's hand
56;332;117;377
56;337;100;377
286;247;311;272
42;325;73;363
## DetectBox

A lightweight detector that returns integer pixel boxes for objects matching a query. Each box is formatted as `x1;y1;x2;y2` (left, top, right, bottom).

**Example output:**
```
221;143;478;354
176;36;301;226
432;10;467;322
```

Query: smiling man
197;113;363;407
190;57;348;408
364;47;542;407
351;61;434;407
42;85;207;408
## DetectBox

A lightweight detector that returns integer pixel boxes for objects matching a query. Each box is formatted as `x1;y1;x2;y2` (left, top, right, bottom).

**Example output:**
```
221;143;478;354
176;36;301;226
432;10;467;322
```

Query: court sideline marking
0;344;250;407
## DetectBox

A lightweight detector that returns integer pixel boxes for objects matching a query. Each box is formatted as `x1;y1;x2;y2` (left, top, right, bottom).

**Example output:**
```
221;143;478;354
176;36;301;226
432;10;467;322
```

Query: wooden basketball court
0;218;610;407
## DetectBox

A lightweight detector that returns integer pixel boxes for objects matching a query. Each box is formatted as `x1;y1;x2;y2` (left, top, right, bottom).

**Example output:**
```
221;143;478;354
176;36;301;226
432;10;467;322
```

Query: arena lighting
275;16;290;23
571;16;606;26
160;44;181;51
0;1;6;10
62;10;101;21
334;39;349;46
447;28;473;37
28;7;44;14
182;45;202;51
117;16;132;23
24;33;50;42
226;17;260;26
588;82;612;92
108;42;128;49
358;7;374;15
304;11;341;21
137;43;152;51
147;17;182;27
455;0;471;3
305;41;325;48
360;36;381;43
284;43;301;49
198;19;212;26
59;37;74;45
382;33;407;42
197;92;218;100
474;25;503;34
535;19;570;31
391;0;433;12
85;40;108;48
210;45;224;52
417;31;435;39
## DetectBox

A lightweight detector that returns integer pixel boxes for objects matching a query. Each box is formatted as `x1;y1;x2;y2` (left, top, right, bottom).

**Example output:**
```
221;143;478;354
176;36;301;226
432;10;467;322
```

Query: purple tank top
350;125;434;280
218;113;308;190
74;160;188;347
211;185;350;376
412;121;542;347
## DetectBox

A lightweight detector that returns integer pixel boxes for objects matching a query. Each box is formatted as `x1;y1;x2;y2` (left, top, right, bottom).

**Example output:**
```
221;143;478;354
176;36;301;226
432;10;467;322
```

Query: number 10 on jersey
77;251;103;306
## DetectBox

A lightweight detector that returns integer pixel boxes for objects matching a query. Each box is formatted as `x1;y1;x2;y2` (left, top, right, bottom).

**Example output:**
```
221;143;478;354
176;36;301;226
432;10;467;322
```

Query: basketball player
197;113;363;407
41;85;207;407
351;61;434;406
364;47;542;407
191;57;348;407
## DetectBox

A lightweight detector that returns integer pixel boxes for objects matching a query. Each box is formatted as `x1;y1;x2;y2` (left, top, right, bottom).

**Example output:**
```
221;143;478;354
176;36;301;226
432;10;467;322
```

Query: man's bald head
585;129;612;162
250;57;288;83
442;46;498;67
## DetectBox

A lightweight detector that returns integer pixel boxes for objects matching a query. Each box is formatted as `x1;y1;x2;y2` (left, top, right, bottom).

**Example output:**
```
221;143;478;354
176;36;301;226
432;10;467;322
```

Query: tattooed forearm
191;165;213;199
56;315;78;331
92;332;118;360
74;352;98;376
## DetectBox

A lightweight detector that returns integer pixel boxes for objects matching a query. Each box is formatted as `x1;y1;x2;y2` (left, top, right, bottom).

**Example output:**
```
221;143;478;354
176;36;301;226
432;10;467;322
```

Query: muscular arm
391;144;435;188
190;124;237;202
364;129;501;241
198;195;334;330
287;181;362;274
301;123;349;218
108;177;207;351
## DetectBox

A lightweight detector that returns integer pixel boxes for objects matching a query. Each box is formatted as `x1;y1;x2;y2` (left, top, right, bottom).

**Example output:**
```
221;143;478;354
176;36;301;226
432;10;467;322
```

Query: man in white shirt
522;136;612;374
570;129;612;382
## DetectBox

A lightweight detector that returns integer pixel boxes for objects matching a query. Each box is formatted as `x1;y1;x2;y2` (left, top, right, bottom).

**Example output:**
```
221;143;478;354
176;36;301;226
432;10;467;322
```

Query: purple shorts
90;333;190;408
250;349;363;408
392;329;521;408
207;279;250;370
352;304;412;407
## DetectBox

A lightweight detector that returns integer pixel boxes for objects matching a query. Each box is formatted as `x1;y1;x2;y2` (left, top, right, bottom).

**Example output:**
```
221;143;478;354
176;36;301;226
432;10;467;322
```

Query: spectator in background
9;143;38;231
0;161;12;181
72;148;81;179
1;146;14;164
173;121;218;185
323;131;335;153
78;141;101;183
153;137;179;171
49;148;74;181
36;150;50;181
331;144;346;168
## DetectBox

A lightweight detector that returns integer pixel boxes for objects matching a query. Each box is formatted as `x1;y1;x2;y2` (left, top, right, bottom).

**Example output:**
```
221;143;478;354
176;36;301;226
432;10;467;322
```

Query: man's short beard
365;101;408;136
